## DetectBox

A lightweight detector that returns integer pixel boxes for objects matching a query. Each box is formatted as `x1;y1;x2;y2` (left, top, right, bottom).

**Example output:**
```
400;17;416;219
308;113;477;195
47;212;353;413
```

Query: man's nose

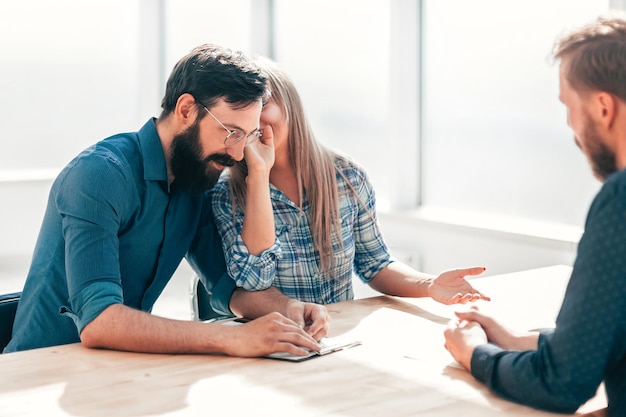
226;143;245;161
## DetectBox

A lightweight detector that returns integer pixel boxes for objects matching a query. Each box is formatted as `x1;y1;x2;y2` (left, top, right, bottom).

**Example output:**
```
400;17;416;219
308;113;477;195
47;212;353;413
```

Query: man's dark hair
160;44;268;117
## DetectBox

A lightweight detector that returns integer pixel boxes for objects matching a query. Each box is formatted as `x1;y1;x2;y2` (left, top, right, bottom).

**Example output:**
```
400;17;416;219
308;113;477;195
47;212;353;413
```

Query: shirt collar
138;118;168;182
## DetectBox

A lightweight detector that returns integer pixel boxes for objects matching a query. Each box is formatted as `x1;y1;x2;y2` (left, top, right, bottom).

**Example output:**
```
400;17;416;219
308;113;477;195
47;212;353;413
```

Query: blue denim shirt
4;119;234;353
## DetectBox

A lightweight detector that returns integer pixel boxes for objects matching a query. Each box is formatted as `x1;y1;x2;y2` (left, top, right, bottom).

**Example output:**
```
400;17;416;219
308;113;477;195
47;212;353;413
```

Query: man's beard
577;114;618;181
170;121;235;193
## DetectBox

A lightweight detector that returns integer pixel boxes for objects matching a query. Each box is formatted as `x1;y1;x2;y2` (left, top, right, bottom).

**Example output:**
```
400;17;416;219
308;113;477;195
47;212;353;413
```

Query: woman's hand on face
244;125;275;177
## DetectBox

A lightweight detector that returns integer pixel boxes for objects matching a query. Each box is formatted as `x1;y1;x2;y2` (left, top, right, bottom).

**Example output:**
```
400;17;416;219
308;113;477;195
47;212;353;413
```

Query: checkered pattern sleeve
210;177;281;291
336;158;394;283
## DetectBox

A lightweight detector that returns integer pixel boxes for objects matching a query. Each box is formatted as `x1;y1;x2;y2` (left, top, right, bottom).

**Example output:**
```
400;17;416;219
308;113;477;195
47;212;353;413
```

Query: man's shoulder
53;132;143;197
597;169;626;202
74;131;141;169
606;168;626;186
94;131;142;163
586;169;626;226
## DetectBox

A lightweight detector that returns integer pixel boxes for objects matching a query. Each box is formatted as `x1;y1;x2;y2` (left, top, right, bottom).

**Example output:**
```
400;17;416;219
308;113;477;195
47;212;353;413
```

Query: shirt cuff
229;240;281;290
360;258;396;283
470;343;505;383
60;281;123;334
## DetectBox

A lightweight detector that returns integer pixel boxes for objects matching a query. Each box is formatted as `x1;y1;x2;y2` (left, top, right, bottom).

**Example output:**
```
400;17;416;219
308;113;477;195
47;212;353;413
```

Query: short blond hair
553;16;626;100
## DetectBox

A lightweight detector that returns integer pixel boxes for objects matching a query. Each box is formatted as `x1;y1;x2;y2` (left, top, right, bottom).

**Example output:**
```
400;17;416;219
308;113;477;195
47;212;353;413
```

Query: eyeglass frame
200;104;262;146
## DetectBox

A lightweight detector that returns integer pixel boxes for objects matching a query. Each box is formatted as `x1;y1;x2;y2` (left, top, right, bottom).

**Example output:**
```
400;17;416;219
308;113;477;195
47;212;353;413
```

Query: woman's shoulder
333;152;370;184
333;151;367;174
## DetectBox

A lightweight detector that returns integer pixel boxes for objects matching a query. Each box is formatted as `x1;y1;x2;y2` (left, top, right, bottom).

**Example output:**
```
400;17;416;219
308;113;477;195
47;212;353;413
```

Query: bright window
421;0;609;225
0;0;143;171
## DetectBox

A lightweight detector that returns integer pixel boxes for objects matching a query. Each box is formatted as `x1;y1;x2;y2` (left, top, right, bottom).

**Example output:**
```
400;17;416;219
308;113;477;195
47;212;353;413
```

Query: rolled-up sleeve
56;154;128;333
348;165;394;282
210;179;282;291
60;281;123;333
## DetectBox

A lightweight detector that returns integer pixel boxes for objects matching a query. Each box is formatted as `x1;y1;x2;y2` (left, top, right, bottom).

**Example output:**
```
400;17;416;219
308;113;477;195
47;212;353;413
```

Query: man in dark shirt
5;44;328;356
444;16;626;417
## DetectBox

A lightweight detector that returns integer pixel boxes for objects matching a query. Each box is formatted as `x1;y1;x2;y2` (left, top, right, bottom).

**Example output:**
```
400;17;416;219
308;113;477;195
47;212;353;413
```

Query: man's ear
174;93;198;124
596;92;617;130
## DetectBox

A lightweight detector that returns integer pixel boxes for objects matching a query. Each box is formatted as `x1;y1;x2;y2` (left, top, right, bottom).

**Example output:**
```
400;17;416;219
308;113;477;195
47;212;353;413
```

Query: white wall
0;177;51;257
381;211;579;274
0;177;52;292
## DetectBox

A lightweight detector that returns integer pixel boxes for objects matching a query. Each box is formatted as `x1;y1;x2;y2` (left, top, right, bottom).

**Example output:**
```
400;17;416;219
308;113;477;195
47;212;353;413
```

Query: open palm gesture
428;267;490;305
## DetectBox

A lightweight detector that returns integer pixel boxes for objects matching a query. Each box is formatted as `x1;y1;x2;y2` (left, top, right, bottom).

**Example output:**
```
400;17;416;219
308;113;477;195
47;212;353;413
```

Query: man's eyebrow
222;120;260;133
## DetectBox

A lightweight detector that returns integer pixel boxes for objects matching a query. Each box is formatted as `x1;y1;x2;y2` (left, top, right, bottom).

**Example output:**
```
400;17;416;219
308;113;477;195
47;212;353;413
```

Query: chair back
189;275;234;322
0;292;21;352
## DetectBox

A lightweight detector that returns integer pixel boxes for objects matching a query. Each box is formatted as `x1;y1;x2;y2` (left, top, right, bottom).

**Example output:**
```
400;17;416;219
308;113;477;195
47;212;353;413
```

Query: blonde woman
210;57;489;308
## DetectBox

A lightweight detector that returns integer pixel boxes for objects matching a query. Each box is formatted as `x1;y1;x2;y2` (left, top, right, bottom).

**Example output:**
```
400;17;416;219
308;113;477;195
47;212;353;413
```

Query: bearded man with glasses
5;44;328;356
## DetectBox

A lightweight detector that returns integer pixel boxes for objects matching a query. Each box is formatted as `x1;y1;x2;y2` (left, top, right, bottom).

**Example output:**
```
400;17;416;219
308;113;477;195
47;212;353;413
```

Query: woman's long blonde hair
227;57;342;273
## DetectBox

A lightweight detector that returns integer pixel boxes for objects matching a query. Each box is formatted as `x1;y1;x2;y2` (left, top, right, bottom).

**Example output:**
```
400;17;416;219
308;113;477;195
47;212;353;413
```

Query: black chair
189;274;234;322
0;292;21;352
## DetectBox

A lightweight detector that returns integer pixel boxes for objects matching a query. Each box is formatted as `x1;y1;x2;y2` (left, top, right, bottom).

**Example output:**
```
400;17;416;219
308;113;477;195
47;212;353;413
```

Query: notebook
215;317;361;362
264;338;362;362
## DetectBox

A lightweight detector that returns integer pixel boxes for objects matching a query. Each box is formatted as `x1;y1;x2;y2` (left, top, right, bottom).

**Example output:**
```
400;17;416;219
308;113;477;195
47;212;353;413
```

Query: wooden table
0;265;607;416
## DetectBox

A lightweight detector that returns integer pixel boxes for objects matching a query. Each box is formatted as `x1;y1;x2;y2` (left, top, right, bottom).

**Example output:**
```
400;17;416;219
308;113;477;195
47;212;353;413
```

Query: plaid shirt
210;156;394;304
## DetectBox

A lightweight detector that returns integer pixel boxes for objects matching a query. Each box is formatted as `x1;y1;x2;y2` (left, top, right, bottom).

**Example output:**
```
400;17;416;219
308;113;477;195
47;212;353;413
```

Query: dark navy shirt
471;169;626;417
5;119;234;353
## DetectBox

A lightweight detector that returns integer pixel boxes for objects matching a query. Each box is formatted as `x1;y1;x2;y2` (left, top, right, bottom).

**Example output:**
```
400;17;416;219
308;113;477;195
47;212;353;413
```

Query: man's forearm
230;286;293;318
80;304;228;353
81;303;321;357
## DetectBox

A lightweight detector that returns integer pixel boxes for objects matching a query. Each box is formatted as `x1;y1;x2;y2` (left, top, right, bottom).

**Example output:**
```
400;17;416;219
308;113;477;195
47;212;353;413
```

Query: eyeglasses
202;106;262;146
